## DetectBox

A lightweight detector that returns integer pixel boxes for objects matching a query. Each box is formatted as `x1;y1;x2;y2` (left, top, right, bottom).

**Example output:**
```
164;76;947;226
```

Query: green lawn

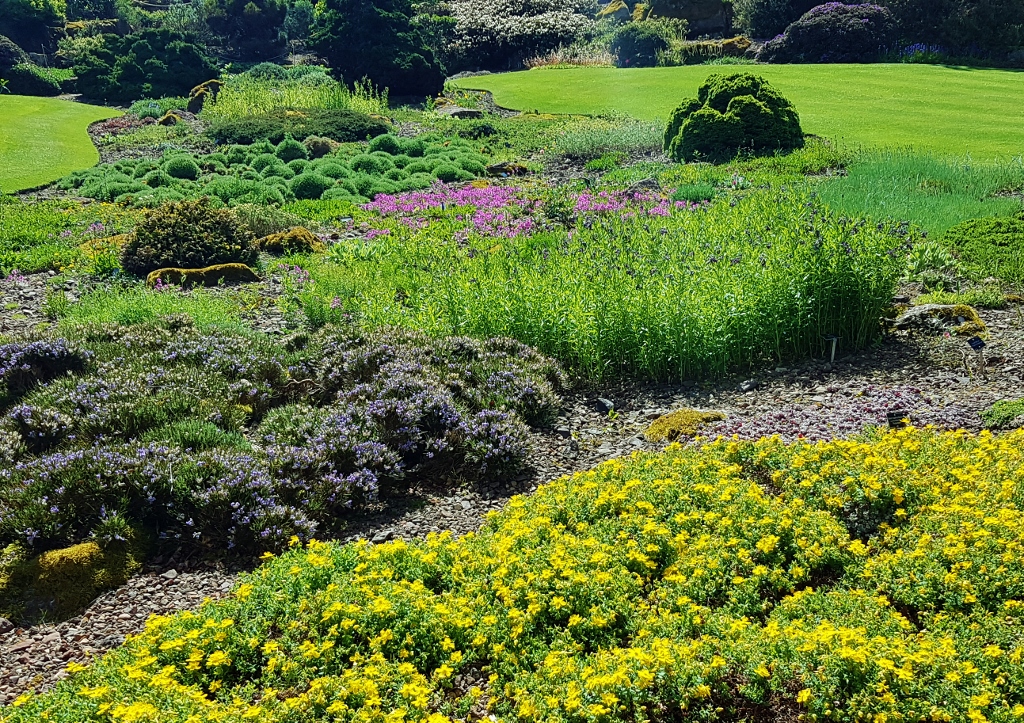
453;64;1024;158
0;95;120;193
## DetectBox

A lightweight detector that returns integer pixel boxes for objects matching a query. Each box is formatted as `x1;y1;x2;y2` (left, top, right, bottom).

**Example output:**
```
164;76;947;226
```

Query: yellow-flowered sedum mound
6;428;1024;723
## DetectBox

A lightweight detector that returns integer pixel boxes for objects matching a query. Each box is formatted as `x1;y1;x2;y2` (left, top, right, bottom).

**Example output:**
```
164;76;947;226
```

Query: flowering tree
445;0;598;70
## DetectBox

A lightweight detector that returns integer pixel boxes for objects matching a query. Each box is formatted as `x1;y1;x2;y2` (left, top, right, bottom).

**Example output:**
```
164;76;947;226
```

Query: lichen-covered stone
146;263;261;288
893;303;987;336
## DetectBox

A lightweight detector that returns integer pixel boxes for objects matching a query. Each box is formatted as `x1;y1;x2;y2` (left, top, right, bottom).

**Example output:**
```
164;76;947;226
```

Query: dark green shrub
4;62;61;96
759;4;897;63
207;108;389;144
943;215;1024;284
0;0;64;50
349;153;394;175
289;172;334;200
249;153;280;172
0;34;28;70
733;0;818;38
309;0;444;95
611;22;671;68
287;159;310;174
245;61;288;80
664;73;804;163
433;163;473;183
74;29;218;104
142;170;175;188
275;134;308;162
368;134;403;155
205;0;287;60
121;198;258;277
400;137;426;157
314;162;351;179
163;156;201;180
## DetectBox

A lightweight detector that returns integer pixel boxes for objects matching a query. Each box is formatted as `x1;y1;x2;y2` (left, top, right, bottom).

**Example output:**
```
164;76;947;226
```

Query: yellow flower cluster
5;428;1024;723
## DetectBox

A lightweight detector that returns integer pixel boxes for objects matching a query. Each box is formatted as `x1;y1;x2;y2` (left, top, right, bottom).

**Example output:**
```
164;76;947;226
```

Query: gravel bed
2;278;1023;704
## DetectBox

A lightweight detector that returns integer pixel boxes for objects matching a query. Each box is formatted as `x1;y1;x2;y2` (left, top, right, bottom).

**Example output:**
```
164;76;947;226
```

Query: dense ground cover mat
451;65;1024;158
0;197;140;275
0;320;564;590
943;214;1024;286
7;426;1024;721
0;96;120;193
294;186;909;380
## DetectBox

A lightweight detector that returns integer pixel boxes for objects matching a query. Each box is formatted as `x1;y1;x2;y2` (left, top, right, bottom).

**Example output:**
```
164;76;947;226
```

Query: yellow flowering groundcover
6;427;1024;722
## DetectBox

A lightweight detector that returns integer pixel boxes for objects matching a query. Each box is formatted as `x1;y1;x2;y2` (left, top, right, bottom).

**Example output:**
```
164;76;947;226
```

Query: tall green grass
817;151;1024;236
49;285;251;331
200;76;389;121
298;191;907;380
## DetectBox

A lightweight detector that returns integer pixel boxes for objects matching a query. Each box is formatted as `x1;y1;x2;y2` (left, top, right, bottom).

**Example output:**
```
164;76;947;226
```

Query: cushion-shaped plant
289;172;335;200
121;198;258;277
664;73;804;163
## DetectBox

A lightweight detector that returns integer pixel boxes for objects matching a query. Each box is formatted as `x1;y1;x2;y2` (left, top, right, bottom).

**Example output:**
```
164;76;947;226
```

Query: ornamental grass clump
317;188;909;381
11;427;1024;721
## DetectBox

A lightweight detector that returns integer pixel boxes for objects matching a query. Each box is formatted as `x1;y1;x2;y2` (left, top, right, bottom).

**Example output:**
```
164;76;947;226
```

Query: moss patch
0;541;142;622
644;408;726;442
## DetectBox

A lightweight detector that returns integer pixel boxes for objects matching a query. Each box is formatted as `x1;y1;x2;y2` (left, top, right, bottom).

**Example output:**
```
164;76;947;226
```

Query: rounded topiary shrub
289;172;334;200
368;134;403;155
664;73;804;163
943;215;1024;285
758;3;896;63
611;22;671;68
275;134;308;163
163;156;201;180
121;198;258;278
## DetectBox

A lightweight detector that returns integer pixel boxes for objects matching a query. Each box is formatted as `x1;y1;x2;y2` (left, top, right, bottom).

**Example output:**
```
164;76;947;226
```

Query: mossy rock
644;408;726;442
0;541;141;622
146;263;261;288
158;112;182;126
256;226;325;255
893;303;987;336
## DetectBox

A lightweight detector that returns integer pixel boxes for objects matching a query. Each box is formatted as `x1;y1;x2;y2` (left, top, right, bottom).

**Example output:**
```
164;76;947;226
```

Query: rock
486;161;529;177
597;0;631;22
596;397;615;413
435;106;483;119
146;263;261;289
159;569;178;580
0;618;12;634
554;426;571;438
738;379;759;392
893;304;986;335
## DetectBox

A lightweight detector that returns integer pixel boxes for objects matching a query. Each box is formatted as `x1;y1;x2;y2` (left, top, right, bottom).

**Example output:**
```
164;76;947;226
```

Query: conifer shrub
289;172;335;200
943;215;1024;285
664;73;804;163
162;155;201;180
120;198;258;278
274;134;308;162
207;107;390;145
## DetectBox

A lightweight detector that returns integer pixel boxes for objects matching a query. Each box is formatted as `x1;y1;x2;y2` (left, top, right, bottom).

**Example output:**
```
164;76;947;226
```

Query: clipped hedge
8;427;1024;721
206;107;390;145
664;72;804;163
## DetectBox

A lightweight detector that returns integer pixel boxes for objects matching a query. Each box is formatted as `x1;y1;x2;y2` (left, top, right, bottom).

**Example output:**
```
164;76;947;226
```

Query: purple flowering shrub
0;339;92;406
0;321;564;553
758;3;897;63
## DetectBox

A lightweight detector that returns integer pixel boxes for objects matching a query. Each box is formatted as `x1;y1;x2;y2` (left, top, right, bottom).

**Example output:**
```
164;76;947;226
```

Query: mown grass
452;64;1024;158
0;96;121;193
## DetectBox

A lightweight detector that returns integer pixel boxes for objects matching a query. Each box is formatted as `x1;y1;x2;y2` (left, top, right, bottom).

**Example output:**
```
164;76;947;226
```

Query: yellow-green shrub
643;407;726;442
